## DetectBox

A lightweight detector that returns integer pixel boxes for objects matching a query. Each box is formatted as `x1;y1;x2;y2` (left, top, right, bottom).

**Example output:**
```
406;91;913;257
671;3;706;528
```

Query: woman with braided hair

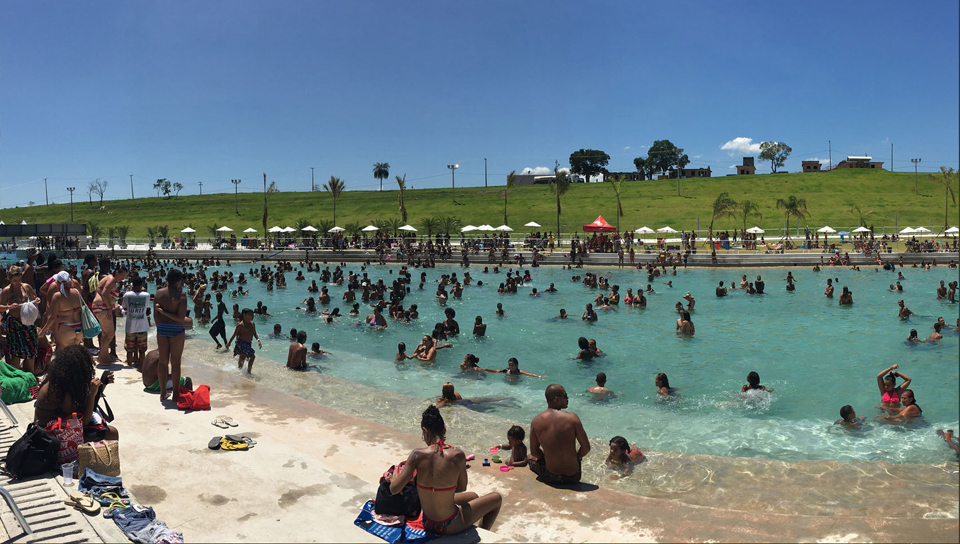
34;344;118;440
389;405;501;534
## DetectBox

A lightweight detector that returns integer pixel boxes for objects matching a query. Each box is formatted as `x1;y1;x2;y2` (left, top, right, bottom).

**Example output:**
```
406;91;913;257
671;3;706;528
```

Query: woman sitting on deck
390;406;502;534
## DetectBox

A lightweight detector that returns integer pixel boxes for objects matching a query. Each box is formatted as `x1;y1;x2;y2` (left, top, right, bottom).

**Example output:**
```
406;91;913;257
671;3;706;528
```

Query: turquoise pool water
190;262;957;464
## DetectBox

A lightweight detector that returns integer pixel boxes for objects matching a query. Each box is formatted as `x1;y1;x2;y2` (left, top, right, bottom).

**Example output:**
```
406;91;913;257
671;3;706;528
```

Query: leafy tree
845;203;875;227
569;149;610;183
116;225;130;244
759;142;792;173
146;226;158;243
385;218;403;236
153;178;171;198
323;176;345;224
345;222;362;238
396;174;407;223
373;162;390;192
107;226;117;246
738;200;762;231
86;221;103;243
89;179;108;206
267;181;280;193
294;218;312;232
646;140;687;175
548;164;571;241
775;195;809;239
503;170;517;225
607;175;625;230
157;225;169;240
633;157;655;180
708;192;738;243
435;215;460;235
372;218;391;233
928;166;958;231
172;182;183;198
206;223;221;237
419;216;439;236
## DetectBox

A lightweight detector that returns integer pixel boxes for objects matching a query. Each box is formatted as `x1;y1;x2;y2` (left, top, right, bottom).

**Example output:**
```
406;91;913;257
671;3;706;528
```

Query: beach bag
3;423;59;479
176;384;210;411
80;304;101;339
78;440;120;477
374;461;420;519
45;417;84;464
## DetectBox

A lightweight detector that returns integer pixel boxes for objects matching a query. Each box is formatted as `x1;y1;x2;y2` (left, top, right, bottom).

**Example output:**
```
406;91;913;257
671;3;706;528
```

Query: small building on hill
801;161;822;172
602;171;645;182
660;166;712;179
736;157;756;175
836;156;884;169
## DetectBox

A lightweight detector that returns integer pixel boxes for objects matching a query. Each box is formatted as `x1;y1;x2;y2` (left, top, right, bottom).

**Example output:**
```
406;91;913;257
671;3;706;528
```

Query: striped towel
354;500;437;544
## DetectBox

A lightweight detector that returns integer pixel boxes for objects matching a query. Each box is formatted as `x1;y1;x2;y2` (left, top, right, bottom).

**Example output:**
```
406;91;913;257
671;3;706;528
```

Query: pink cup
499;466;511;472
489;447;499;453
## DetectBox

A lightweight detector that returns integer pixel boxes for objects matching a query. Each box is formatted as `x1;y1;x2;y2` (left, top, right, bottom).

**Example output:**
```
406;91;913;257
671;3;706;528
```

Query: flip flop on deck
211;417;229;429
209;436;224;450
218;438;249;451
225;435;256;447
65;491;101;515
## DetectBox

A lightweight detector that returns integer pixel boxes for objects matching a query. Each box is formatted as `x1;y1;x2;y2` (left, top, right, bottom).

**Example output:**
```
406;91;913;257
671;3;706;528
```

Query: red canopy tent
582;215;616;232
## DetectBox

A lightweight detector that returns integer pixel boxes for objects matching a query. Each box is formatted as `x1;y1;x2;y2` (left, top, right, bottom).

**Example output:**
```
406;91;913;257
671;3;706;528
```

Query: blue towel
354;500;438;544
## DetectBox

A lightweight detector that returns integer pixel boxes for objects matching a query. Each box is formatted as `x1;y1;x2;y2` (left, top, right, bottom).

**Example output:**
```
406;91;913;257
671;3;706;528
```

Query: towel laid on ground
0;361;38;404
354;500;438;544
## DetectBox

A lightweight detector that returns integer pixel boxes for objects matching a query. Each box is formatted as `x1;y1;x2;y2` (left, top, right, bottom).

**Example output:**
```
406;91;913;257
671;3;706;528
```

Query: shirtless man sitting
528;384;590;485
287;331;308;370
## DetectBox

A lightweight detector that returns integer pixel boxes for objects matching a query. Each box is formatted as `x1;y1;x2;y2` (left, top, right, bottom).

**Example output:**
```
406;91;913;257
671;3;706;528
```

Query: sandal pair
64;491;101;515
208;436;251;451
211;416;238;429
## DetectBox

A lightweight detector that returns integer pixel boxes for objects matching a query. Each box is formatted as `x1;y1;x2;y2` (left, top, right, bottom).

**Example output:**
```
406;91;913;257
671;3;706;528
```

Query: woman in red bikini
39;271;85;352
389;406;501;534
876;364;911;410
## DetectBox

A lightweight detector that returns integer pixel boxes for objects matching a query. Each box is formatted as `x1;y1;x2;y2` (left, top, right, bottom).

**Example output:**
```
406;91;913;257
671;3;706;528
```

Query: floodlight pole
130;174;134;199
199;181;203;196
311;167;315;191
231;179;241;214
447;164;459;203
44;178;49;205
67;187;76;222
911;158;921;195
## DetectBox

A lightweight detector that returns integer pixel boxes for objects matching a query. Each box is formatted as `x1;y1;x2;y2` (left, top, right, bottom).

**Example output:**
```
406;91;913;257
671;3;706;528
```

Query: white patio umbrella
817;226;836;234
634;226;655;234
478;224;495;231
913;226;931;233
945;226;959;234
268;226;283;233
361;225;379;232
20;220;26;225
216;226;233;232
327;226;344;233
746;226;765;234
180;227;196;233
657;226;678;233
852;226;871;233
0;221;4;225
898;227;916;235
461;225;478;232
281;227;296;233
524;221;541;228
398;225;418;232
495;225;514;231
243;228;258;233
301;226;318;232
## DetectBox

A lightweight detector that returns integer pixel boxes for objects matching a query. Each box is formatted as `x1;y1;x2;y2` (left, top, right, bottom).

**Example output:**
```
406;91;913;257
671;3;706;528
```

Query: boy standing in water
226;308;261;373
286;331;307;370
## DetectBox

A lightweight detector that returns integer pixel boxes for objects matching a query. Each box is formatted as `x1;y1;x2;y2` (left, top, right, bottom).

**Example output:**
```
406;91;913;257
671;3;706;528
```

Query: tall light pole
67;187;76;222
45;178;49;205
130;174;135;199
231;179;241;214
484;158;487;188
447;164;459;203
311;167;315;191
198;181;203;196
911;158;921;195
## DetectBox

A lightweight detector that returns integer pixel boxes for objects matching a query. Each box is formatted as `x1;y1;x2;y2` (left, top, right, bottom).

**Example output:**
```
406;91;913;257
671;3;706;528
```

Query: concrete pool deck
3;358;957;543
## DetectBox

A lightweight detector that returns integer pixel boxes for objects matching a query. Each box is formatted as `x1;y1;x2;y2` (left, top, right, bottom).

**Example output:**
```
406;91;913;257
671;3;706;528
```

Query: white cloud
521;166;552;175
808;157;831;166
624;146;631;150
880;137;890;146
693;155;701;159
720;137;762;156
557;167;571;174
728;165;737;169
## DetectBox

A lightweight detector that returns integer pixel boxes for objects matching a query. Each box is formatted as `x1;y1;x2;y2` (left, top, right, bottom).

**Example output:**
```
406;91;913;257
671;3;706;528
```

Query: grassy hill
3;169;956;238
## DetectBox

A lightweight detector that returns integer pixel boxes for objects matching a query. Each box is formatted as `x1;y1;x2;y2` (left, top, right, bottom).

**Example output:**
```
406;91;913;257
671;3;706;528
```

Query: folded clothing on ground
0;361;38;404
78;467;129;498
111;505;155;540
354;500;437;544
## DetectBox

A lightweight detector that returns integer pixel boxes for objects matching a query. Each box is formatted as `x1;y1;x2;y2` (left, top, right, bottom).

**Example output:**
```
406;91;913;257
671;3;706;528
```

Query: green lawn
4;169;956;238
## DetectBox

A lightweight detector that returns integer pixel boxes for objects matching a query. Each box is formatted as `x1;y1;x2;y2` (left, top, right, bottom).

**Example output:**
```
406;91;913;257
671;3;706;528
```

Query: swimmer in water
473;316;487;336
835;405;866;428
605;436;645;479
906;329;924;343
557;309;568;319
499;357;544;378
928;323;943;341
496;303;506;317
655;372;678;398
310;342;330;359
898;299;913;320
395;342;412;363
435;382;463;406
586;372;617;399
575;337;593;361
741;371;774;393
876;389;922;421
582;303;597;322
876;365;910;410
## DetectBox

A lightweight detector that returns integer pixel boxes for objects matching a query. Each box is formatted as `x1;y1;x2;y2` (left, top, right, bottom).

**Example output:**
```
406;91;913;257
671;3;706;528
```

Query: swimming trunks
156;322;185;338
528;456;581;485
124;332;148;352
234;339;255;357
421;505;461;534
882;391;900;403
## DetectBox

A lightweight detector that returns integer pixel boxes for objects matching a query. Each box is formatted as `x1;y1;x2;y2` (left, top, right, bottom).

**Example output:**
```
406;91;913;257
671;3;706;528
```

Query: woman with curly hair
34;345;118;440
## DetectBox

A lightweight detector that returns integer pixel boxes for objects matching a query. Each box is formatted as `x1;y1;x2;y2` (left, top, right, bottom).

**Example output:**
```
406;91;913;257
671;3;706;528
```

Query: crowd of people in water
0;247;957;536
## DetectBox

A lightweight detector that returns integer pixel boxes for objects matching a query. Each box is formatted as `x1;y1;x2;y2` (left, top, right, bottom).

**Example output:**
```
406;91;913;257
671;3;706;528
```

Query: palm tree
373;162;390;192
775;195;810;239
345;222;362;238
845;203;876;227
708;192;738;244
157;225;169;242
607;175;625;230
116;225;130;246
928;167;958;231
419;216;439;236
385;218;403;236
86;221;103;244
316;219;334;235
739;200;762;231
324;176;345;224
294;218;312;231
372;218;391;234
548;165;571;244
206;223;221;237
107;226;117;247
146;226;158;245
396;174;408;223
435;215;460;236
503;170;517;225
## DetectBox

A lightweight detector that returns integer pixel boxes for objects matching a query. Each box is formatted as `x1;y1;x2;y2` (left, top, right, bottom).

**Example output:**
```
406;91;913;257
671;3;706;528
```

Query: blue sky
1;0;957;208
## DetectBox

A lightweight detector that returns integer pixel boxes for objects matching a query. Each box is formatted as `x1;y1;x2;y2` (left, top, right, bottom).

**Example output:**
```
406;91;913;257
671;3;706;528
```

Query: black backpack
3;423;60;480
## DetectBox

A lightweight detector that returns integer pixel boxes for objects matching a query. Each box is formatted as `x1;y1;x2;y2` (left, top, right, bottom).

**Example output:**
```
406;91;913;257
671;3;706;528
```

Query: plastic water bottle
67;412;81;430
